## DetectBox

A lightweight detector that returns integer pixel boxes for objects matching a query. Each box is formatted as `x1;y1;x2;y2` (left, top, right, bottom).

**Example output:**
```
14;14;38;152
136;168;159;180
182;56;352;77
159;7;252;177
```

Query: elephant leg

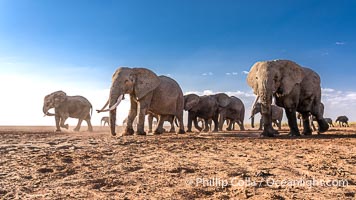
301;113;312;135
258;118;263;130
74;119;83;131
311;112;329;134
123;97;137;136
169;117;176;133
238;120;245;131
176;112;185;134
187;112;193;132
278;120;282;130
193;117;202;132
154;116;165;134
148;114;153;133
218;110;226;131
55;115;61;132
86;117;93;132
136;103;147;135
285;109;300;136
202;119;210;132
212;114;219;132
60;115;69;130
226;119;232;131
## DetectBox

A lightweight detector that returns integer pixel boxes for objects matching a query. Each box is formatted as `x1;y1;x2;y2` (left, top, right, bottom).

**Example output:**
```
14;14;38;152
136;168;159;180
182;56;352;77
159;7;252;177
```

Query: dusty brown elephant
247;60;328;137
97;67;185;136
43;91;93;132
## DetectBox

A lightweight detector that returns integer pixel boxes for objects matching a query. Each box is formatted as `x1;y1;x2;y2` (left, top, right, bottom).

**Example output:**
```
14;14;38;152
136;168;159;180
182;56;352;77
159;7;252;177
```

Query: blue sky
0;0;356;125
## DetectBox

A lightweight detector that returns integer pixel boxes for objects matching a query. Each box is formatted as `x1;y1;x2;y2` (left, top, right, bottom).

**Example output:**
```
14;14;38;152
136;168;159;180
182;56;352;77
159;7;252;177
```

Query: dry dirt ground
0;125;355;199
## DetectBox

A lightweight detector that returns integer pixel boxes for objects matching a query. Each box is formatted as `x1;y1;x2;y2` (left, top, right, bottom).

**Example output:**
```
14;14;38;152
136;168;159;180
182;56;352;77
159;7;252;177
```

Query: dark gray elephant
335;116;349;127
184;94;221;132
250;102;283;130
97;67;185;136
197;117;212;131
101;116;109;126
247;60;328;137
217;95;245;131
324;118;334;127
43;91;93;132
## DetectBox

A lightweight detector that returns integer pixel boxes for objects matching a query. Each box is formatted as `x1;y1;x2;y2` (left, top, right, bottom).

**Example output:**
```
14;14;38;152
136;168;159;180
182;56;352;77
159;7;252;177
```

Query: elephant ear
279;61;305;96
184;94;200;110
53;91;67;107
215;93;231;107
133;68;160;100
246;62;261;95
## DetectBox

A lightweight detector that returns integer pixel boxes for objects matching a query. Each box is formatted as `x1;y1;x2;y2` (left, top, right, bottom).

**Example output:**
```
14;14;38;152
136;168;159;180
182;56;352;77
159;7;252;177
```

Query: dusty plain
0;125;355;199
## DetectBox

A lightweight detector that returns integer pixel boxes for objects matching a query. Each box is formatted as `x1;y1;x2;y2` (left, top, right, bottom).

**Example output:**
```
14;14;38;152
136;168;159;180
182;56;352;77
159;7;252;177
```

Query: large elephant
247;60;329;137
335;116;349;127
184;94;221;132
216;95;245;131
43;91;93;132
250;102;283;130
97;67;185;136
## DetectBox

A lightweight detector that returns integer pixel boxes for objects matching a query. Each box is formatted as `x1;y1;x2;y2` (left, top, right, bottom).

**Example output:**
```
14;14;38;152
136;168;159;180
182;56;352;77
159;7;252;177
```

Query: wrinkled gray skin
101;116;109;126
251;103;283;130
247;60;329;137
43;91;93;132
335;116;349;127
184;94;221;132
324;118;334;127
219;95;245;131
102;67;185;136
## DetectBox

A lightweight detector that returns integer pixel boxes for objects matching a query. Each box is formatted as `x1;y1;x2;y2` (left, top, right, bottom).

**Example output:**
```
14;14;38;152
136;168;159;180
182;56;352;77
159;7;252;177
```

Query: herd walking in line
43;59;351;137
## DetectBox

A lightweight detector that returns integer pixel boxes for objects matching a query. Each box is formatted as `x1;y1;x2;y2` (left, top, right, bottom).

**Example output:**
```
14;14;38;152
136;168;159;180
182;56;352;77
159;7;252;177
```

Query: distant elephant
324;118;334;127
147;112;177;133
97;67;185;136
215;95;245;131
335;116;349;127
247;60;328;137
43;91;93;132
101;116;110;126
250;102;283;130
184;94;222;132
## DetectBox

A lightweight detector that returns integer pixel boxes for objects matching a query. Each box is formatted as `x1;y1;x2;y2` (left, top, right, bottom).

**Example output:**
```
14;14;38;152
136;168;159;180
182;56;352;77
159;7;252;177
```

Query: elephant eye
255;77;258;80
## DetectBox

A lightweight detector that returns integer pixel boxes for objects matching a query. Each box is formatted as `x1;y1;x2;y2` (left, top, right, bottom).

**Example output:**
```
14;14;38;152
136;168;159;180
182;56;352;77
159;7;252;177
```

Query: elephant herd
43;59;351;137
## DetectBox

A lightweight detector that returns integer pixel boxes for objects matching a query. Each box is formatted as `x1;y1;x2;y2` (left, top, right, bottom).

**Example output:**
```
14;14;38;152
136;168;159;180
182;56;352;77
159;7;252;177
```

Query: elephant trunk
109;87;123;136
251;116;255;128
43;106;55;116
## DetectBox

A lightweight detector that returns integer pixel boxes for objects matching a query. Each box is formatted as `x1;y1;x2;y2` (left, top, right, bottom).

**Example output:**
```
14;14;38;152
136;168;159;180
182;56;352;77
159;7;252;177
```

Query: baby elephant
335;116;349;127
43;91;93;132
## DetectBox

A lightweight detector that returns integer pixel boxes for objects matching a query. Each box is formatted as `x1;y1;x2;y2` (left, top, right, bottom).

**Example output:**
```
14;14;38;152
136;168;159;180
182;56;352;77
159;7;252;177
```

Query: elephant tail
174;117;179;127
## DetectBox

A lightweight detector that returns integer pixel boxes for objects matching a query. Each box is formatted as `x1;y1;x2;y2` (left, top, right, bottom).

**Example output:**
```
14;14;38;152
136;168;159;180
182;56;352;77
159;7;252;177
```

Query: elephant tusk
97;95;123;113
96;99;109;113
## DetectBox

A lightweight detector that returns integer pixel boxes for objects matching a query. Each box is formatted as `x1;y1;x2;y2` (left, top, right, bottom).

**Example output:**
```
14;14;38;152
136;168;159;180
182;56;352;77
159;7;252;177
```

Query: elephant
147;112;177;133
97;67;185;136
247;59;329;137
43;90;93;132
335;116;349;127
184;94;221;132
101;116;110;126
298;102;325;132
250;102;283;130
217;95;245;131
324;118;334;127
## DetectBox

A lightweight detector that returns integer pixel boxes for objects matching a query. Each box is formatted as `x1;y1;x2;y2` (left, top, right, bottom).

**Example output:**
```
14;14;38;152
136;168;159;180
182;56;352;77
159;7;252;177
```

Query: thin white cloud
242;70;249;75
232;72;238;75
335;41;345;45
202;72;214;76
225;72;231;75
321;88;356;120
